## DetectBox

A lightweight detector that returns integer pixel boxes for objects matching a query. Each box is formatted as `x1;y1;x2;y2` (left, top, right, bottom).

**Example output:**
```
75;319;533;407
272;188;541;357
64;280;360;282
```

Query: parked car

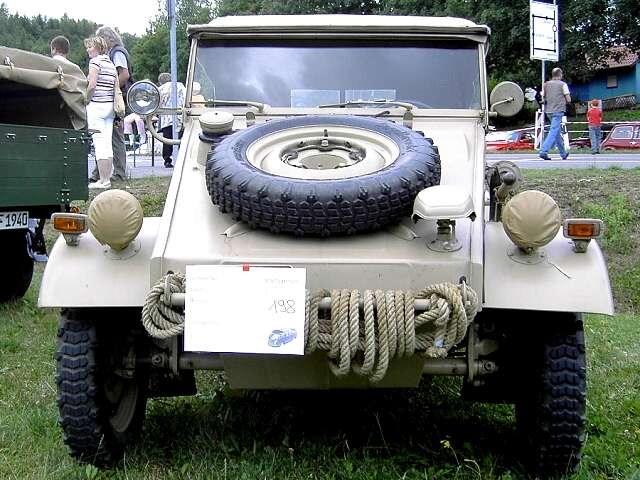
600;122;640;150
485;128;535;151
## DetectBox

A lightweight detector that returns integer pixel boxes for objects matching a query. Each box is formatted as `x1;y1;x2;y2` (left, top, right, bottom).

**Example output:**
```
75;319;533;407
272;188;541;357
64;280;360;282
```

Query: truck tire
205;115;440;236
0;230;34;302
516;313;586;477
56;308;148;467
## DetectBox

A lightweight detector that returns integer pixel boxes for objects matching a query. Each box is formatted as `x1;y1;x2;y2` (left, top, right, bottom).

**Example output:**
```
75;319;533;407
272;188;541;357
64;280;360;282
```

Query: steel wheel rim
246;125;400;180
105;380;140;433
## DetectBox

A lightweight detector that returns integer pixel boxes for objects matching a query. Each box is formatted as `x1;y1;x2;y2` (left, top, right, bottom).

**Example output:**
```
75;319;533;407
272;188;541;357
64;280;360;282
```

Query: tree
1;0;638;96
213;0;640;88
0;5;99;68
132;0;214;83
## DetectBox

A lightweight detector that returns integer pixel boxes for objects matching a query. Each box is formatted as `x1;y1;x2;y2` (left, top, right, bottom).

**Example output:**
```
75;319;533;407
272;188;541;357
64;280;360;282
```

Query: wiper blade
318;99;415;112
192;99;268;112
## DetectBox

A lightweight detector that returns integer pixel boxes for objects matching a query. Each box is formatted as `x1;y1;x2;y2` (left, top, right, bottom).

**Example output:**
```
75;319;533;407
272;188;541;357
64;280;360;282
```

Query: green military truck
0;46;89;302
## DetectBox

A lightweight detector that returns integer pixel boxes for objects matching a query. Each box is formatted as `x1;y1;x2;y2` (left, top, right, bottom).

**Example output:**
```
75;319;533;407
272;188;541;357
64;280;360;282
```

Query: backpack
109;45;134;95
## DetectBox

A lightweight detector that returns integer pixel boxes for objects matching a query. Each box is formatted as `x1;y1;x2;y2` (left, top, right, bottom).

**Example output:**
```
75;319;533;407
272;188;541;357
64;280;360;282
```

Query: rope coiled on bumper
141;272;186;339
142;273;479;382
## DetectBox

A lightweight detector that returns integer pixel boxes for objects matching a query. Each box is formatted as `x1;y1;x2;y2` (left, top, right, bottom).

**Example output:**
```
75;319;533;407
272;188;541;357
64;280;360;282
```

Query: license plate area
0;211;29;230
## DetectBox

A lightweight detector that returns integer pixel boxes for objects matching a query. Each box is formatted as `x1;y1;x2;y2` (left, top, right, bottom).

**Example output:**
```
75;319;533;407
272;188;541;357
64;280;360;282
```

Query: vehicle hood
150;111;486;292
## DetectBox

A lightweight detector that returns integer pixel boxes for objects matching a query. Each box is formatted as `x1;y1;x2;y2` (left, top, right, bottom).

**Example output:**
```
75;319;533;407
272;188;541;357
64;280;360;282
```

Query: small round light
127;80;161;115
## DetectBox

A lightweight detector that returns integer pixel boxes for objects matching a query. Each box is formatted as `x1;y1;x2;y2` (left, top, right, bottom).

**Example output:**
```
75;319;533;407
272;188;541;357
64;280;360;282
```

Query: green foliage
0;0;211;82
213;0;640;88
2;173;640;477
581;194;638;254
615;264;640;313
133;0;214;83
2;0;639;93
0;5;98;69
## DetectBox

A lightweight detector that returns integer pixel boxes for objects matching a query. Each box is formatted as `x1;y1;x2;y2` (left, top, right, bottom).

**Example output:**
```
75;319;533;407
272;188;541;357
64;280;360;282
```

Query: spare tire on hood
205;115;440;236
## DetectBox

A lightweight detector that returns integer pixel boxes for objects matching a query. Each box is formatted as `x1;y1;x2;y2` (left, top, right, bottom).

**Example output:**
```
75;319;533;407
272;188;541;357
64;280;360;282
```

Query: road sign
530;1;559;61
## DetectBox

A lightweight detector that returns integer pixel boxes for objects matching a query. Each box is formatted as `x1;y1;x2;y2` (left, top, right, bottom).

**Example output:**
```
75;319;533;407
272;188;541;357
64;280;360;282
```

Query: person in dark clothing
157;72;185;168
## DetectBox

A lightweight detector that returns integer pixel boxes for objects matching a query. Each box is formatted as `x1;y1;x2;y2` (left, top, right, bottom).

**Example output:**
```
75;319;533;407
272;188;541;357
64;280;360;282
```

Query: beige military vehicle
40;15;613;476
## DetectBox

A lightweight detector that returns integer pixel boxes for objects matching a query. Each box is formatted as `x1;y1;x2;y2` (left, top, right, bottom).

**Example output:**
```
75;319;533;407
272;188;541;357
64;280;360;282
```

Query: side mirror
489;81;524;117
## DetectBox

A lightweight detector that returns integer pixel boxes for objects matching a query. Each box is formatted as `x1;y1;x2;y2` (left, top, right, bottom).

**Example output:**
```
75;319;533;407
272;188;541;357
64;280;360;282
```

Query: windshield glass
193;39;482;109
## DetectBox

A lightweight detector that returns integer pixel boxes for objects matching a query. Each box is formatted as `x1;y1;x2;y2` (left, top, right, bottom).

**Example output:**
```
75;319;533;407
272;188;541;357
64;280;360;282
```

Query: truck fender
38;217;160;308
483;222;614;315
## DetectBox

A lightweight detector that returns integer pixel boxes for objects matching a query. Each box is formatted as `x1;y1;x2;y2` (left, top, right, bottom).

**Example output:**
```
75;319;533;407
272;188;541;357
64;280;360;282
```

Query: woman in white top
84;36;117;189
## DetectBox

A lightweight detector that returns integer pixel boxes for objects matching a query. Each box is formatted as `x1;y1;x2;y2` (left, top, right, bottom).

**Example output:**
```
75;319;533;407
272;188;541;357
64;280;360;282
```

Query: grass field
1;171;639;479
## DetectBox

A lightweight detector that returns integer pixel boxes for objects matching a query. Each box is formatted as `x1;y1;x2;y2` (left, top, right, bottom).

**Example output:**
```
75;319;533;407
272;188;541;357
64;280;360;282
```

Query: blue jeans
540;112;567;157
589;126;601;153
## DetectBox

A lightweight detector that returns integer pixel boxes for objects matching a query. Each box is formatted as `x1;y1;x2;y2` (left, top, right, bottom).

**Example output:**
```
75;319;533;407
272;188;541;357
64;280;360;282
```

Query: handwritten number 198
269;299;295;314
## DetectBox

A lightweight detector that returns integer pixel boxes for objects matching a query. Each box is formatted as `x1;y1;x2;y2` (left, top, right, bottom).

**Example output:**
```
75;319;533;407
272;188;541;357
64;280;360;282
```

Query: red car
601;122;640;150
486;128;535;151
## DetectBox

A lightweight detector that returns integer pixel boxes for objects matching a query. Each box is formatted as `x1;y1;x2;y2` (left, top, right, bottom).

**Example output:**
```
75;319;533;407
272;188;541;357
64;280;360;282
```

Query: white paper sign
530;1;559;61
184;265;306;355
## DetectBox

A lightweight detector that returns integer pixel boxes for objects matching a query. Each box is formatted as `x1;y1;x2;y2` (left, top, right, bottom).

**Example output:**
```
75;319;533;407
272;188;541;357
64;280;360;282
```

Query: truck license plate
0;211;29;230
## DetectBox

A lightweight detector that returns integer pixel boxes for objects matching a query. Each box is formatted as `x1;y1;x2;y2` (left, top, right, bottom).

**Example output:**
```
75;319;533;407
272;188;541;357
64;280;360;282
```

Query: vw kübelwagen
39;16;613;476
0;46;89;302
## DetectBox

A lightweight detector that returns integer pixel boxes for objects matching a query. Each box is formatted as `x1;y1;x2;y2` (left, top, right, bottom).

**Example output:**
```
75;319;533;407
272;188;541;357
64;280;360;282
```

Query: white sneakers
88;180;111;189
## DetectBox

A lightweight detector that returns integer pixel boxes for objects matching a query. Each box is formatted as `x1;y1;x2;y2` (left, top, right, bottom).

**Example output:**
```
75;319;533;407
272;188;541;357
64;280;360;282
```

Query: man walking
89;26;133;182
539;67;571;160
587;99;602;154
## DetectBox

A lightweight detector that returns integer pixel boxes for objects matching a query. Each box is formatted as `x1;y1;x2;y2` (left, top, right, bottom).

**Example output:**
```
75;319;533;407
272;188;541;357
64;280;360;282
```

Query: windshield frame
185;33;488;113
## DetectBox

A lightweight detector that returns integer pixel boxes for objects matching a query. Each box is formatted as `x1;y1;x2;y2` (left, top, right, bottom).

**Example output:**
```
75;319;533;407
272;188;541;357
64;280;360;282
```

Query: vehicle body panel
222;352;425;389
483;222;614;315
38;218;161;307
0;123;88;213
151;115;486;296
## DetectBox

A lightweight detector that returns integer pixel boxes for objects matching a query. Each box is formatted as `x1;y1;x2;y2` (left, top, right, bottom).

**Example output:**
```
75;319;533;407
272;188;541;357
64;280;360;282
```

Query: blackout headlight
127;80;160;116
502;190;561;252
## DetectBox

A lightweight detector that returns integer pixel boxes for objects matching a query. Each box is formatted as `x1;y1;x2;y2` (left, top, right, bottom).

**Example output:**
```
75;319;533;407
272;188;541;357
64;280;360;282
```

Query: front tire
516;313;586;477
56;308;148;467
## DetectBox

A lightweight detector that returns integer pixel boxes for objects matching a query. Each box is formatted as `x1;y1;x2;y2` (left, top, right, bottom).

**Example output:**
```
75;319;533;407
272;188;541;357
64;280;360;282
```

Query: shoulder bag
113;81;125;118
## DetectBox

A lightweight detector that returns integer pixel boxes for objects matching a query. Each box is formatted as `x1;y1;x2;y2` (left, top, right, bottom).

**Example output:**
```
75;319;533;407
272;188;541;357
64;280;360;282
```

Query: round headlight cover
127;80;160;115
87;190;143;251
502;190;561;251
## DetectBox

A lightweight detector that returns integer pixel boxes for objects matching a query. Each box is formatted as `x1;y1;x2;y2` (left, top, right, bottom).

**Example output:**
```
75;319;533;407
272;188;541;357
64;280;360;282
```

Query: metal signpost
169;0;178;158
530;0;559;147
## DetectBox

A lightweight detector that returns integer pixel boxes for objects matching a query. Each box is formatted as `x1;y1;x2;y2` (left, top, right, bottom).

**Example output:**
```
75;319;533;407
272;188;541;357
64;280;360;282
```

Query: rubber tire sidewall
56;308;148;466
515;312;587;477
206;115;440;236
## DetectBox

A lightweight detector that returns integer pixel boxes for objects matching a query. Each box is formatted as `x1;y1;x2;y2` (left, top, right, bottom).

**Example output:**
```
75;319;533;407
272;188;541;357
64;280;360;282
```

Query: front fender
38;217;160;308
483;222;614;315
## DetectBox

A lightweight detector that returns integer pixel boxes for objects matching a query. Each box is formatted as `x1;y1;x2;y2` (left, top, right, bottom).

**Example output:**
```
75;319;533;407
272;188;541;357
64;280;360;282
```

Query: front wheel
516;313;586;477
56;308;148;467
0;230;34;302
